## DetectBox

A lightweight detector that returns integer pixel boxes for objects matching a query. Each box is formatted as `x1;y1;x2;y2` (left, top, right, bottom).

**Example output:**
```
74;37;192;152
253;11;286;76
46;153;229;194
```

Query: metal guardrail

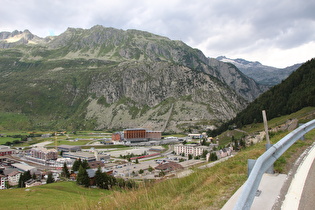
234;119;315;210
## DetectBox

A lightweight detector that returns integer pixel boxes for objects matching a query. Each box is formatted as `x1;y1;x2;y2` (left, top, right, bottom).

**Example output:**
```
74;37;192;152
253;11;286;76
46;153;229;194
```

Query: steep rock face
86;61;246;132
207;58;264;102
90;61;245;108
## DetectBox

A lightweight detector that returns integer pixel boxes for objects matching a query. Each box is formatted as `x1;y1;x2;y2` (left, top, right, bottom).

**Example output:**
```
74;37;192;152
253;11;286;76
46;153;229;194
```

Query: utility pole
262;110;270;145
55;132;57;150
248;110;274;176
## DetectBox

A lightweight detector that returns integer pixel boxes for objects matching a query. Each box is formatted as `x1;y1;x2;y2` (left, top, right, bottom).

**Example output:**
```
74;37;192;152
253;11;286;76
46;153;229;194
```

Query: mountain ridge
217;56;302;86
0;26;269;131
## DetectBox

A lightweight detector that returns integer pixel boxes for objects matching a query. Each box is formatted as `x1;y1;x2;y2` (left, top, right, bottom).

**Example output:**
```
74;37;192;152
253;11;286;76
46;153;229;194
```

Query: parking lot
110;151;206;179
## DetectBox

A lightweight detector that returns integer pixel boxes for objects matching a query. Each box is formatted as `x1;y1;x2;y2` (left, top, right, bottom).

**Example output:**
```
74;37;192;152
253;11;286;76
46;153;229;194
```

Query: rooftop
155;161;184;171
58;145;81;149
124;128;146;131
11;163;36;171
8;170;20;176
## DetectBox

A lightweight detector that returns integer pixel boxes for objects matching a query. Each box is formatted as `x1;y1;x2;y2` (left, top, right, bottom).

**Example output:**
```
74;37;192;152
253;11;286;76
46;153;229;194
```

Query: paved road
298;158;315;210
281;143;315;210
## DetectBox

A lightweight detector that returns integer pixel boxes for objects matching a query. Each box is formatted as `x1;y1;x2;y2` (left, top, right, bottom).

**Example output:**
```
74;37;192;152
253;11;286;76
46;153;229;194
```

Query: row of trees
77;166;136;189
231;136;246;150
120;151;147;162
178;151;218;161
72;158;89;171
59;158;137;190
17;170;55;188
60;158;90;180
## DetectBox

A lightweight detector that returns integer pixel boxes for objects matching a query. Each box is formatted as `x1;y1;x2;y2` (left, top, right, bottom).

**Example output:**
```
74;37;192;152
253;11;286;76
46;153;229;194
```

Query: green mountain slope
211;58;315;135
0;26;265;131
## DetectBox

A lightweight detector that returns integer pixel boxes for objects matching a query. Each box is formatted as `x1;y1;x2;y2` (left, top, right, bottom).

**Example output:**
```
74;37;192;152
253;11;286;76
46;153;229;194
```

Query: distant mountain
217;56;302;86
0;26;265;132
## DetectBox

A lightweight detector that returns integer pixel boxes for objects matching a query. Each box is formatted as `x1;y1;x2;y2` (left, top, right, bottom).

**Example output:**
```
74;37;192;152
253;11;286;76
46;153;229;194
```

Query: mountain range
217;56;302;86
0;25;296;132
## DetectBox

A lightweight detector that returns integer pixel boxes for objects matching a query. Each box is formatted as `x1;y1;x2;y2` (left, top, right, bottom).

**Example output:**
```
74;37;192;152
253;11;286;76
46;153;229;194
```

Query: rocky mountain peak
0;29;47;48
0;25;271;131
217;56;302;86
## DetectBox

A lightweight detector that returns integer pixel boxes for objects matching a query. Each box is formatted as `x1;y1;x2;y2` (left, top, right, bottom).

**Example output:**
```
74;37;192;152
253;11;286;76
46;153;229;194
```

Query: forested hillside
210;58;315;136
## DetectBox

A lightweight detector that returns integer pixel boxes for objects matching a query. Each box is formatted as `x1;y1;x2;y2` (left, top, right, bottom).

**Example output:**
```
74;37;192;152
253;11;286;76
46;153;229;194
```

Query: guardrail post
248;144;274;176
265;144;274;174
299;123;305;140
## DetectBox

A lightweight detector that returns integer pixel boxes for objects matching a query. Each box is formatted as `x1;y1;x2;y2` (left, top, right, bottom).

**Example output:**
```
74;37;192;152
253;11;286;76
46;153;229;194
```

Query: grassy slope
218;106;315;146
0;182;109;210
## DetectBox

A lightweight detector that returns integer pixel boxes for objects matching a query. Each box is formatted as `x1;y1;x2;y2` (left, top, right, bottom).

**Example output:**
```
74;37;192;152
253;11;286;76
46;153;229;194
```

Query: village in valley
0;128;235;190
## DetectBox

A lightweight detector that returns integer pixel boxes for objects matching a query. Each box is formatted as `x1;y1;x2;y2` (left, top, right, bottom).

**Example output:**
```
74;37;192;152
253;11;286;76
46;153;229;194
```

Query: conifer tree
61;162;70;178
72;158;82;171
18;170;32;188
18;173;25;188
94;167;104;188
24;170;32;181
81;159;89;169
76;165;90;187
46;172;55;184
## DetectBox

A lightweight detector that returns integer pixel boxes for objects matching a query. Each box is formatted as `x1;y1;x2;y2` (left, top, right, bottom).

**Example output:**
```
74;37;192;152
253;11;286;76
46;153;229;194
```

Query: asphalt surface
298;158;315;210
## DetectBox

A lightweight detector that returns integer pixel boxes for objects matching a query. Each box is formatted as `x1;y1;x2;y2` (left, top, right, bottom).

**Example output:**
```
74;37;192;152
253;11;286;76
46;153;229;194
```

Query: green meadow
0;182;109;210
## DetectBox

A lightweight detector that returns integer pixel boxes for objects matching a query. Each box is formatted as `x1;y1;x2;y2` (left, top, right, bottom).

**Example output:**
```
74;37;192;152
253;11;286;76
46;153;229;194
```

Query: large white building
174;144;211;157
7;171;21;186
30;147;58;160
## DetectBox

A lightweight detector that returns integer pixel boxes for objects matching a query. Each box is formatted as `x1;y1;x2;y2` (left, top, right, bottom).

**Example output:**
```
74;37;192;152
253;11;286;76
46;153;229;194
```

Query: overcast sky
1;0;314;68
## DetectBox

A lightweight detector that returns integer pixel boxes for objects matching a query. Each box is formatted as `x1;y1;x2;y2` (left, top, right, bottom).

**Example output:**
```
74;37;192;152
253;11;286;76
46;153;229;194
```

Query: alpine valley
0;25;289;132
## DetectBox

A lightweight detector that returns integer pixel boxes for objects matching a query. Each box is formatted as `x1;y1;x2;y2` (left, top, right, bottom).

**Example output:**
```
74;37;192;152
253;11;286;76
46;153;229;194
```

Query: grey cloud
0;0;314;67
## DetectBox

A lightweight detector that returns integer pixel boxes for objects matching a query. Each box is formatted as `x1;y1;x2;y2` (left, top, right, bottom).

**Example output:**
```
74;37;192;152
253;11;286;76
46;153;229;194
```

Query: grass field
0;132;115;148
46;140;91;146
0;137;20;145
0;181;110;210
